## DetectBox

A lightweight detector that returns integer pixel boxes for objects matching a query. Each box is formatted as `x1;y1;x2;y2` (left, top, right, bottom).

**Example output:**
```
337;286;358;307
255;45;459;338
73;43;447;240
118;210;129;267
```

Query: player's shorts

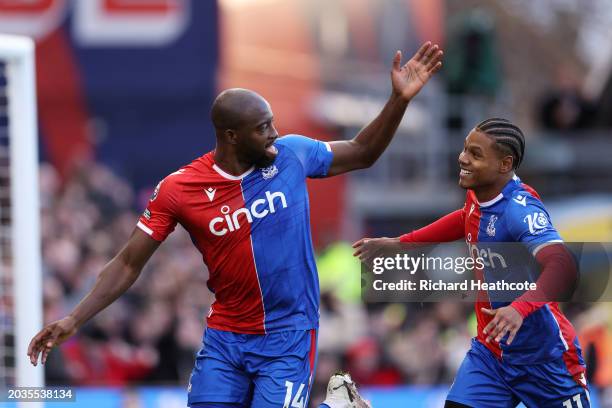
447;339;590;408
187;327;317;407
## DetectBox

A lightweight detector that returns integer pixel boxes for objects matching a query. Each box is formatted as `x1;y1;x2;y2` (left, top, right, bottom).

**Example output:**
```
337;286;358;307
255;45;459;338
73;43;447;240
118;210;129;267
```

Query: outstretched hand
391;41;443;101
352;237;400;266
27;316;79;366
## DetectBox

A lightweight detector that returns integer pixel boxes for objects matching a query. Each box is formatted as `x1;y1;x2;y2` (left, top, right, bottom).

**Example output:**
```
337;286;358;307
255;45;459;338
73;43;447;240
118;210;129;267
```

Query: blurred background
1;0;612;406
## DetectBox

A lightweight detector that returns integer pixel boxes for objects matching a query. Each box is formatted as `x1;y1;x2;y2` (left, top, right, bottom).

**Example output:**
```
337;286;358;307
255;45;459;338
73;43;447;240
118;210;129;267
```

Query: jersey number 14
283;381;306;408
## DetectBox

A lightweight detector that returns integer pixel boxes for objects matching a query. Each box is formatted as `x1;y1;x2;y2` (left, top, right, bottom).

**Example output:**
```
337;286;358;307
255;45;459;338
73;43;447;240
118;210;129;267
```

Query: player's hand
391;41;443;101
352;237;400;265
481;306;524;345
27;316;79;366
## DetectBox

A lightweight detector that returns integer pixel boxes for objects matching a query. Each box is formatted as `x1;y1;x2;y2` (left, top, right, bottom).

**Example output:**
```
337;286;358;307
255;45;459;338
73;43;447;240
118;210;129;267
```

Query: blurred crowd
39;159;611;407
41;161;209;385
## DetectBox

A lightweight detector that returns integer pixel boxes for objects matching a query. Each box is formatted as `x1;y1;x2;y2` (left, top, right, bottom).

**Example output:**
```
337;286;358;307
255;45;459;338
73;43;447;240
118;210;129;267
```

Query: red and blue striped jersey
137;135;333;334
465;176;584;373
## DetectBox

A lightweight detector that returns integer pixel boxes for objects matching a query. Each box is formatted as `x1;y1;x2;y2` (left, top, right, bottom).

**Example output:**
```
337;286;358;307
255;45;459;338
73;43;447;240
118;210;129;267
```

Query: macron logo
513;195;527;207
205;187;216;202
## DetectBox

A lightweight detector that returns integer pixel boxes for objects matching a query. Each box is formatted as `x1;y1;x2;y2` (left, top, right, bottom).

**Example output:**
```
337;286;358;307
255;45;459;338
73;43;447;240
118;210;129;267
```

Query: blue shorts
187;328;317;407
447;339;590;408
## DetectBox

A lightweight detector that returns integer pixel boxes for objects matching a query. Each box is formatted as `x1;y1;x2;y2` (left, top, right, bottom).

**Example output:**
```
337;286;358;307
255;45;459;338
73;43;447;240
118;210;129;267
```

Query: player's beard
255;145;278;168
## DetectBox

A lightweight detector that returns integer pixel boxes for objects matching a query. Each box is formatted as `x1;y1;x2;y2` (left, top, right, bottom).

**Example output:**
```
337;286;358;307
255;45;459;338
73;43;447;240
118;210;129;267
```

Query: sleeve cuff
510;302;529;318
137;221;163;242
399;232;415;243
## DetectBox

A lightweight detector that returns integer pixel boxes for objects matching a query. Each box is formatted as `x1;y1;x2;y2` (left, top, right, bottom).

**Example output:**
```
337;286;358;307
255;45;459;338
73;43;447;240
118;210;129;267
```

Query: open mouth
265;138;277;148
460;168;473;176
265;141;277;155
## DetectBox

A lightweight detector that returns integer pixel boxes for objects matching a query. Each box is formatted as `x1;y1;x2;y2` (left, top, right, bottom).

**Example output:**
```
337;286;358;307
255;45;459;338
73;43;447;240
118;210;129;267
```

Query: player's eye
468;148;481;159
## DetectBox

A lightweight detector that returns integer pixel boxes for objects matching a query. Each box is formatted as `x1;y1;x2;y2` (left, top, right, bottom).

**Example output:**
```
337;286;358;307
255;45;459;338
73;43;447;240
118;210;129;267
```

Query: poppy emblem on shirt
469;203;476;217
261;165;278;180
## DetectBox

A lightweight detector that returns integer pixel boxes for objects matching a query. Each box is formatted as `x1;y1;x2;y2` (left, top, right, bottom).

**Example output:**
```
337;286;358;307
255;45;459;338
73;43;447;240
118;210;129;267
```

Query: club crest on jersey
524;212;549;234
204;187;216;202
486;215;497;237
513;195;527;207
150;181;162;201
261;165;278;180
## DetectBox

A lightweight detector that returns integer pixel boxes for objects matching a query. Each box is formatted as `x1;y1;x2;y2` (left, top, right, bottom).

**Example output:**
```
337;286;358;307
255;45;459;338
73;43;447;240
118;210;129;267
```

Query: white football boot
321;372;372;408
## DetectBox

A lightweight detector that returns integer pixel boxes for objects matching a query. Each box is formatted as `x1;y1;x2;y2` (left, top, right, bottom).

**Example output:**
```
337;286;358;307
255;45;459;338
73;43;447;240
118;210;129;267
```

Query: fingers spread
482;310;499;336
507;328;518;345
428;61;443;74
481;307;496;316
421;44;439;66
352;238;367;248
494;323;509;342
483;321;495;337
495;328;509;343
414;41;432;61
427;50;444;70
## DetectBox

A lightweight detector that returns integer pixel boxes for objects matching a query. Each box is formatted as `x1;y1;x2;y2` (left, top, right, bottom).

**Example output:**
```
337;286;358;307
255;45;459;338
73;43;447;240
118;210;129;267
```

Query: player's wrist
390;88;412;104
65;313;84;329
509;302;531;319
399;232;415;243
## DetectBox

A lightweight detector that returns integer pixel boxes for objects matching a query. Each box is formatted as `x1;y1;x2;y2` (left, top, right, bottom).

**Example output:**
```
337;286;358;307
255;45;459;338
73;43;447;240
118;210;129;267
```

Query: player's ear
499;155;514;174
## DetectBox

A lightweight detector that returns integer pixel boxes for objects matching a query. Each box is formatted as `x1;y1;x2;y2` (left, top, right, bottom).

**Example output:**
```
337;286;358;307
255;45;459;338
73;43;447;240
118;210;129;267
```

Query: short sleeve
506;191;562;254
137;177;179;242
276;134;333;177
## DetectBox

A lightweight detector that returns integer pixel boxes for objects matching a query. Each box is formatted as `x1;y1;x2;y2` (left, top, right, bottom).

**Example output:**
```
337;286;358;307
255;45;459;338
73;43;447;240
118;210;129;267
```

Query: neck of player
214;145;253;176
473;173;514;203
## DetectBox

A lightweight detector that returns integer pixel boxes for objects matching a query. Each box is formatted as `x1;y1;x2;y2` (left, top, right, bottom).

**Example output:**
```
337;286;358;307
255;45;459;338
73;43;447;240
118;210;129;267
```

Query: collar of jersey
212;163;255;180
478;175;522;208
478;192;504;208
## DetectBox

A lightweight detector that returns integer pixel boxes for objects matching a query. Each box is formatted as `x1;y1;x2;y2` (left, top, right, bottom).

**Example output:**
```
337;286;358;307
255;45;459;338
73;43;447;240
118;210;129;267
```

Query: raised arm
27;228;160;365
326;41;443;177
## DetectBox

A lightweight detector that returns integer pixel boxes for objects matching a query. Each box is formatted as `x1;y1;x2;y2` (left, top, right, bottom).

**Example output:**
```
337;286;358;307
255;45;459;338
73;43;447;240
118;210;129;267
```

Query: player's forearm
399;209;465;243
68;257;142;328
350;92;410;168
510;244;577;318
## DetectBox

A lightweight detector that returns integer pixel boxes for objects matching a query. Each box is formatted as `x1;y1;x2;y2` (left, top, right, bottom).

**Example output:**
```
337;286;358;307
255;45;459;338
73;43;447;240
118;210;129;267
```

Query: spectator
539;66;596;131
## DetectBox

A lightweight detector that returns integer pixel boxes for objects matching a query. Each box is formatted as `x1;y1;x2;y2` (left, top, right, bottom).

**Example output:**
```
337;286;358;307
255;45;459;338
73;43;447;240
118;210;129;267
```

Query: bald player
28;42;443;408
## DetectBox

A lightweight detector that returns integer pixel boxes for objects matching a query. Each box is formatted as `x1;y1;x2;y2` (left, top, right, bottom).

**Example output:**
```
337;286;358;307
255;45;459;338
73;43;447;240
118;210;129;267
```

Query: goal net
0;33;43;389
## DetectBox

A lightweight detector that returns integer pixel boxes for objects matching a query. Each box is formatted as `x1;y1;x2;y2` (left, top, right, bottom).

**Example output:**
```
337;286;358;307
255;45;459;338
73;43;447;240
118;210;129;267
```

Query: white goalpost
0;33;43;389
